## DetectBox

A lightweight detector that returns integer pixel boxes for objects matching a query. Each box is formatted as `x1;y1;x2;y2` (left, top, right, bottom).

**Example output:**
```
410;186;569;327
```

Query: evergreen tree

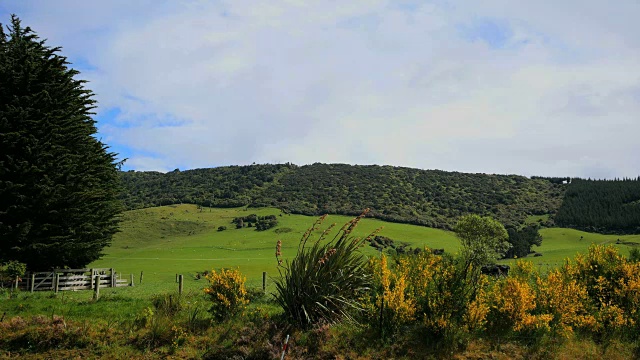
0;16;122;270
504;225;542;258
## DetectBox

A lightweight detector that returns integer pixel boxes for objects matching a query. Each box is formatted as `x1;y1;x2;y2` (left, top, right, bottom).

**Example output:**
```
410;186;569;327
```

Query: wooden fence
20;268;130;292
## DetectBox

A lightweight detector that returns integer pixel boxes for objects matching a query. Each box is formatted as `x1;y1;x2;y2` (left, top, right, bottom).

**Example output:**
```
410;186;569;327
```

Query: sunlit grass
90;204;458;287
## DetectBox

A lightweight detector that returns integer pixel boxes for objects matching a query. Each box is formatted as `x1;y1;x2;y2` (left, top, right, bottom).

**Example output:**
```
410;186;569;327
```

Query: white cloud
4;0;640;177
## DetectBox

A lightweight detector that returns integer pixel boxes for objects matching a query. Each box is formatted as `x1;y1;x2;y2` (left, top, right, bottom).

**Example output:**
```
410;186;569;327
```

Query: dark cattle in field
432;249;445;255
481;264;510;277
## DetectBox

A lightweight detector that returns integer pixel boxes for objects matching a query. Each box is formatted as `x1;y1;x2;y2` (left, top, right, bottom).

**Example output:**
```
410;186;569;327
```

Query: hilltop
120;163;564;230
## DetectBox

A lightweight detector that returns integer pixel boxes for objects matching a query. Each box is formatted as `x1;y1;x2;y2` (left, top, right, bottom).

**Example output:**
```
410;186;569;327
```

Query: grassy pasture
88;204;640;289
524;227;640;265
0;205;456;322
3;204;640;320
89;204;457;292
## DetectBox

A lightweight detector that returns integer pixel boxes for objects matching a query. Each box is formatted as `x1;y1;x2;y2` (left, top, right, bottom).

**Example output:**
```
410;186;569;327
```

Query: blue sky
1;1;639;178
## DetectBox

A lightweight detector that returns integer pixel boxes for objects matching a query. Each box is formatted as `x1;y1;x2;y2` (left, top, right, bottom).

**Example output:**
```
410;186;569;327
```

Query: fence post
110;268;115;288
54;273;59;293
94;275;100;300
140;271;144;284
30;273;35;293
130;273;134;287
14;276;19;291
263;271;267;293
178;274;183;295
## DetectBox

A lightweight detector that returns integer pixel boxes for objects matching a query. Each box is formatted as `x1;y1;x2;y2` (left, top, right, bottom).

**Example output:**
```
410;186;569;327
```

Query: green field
528;227;640;264
89;204;457;293
5;204;637;315
86;204;640;292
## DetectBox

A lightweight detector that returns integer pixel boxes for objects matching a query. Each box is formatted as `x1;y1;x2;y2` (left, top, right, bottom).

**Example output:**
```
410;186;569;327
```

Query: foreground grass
3;206;640;358
1;285;637;360
1;290;637;359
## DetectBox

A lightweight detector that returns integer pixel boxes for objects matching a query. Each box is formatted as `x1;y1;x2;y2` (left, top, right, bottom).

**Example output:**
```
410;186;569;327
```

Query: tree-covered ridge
555;178;640;234
119;164;295;209
119;163;564;230
257;164;563;229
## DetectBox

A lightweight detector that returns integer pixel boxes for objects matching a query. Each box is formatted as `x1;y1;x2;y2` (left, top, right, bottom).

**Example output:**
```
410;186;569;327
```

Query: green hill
119;163;565;230
119;164;640;234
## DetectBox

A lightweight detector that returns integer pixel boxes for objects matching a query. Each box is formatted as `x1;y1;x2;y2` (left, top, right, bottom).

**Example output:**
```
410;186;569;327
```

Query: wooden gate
22;268;130;292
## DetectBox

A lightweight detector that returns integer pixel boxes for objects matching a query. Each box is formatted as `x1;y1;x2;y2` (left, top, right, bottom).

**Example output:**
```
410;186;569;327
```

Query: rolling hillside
91;204;458;286
120;163;565;230
119;164;640;234
91;205;640;286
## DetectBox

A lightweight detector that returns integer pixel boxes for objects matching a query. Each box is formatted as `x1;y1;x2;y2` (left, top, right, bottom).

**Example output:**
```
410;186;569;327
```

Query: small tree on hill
0;16;122;270
455;214;510;270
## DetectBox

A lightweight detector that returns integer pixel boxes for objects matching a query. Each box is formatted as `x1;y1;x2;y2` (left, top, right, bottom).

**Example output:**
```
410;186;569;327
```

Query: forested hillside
120;163;564;230
119;164;294;209
555;178;640;234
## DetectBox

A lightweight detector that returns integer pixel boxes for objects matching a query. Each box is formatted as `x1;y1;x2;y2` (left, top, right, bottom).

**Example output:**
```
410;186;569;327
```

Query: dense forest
555;178;640;234
120;163;564;230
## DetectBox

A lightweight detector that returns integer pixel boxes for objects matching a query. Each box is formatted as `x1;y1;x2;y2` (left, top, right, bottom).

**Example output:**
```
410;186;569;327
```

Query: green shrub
0;260;26;284
273;211;374;329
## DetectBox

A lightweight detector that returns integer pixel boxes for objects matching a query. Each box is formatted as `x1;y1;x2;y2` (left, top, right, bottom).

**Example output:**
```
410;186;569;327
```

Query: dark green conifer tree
504;225;543;259
0;15;122;270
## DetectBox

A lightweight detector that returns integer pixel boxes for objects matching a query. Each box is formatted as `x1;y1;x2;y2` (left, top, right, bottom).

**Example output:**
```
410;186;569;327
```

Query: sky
1;1;639;178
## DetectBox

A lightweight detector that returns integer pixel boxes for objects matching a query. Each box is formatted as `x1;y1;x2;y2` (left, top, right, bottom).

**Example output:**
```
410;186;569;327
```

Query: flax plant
273;210;376;329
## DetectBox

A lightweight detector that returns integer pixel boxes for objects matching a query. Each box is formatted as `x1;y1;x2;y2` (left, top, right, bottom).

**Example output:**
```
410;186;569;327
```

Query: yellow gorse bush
616;261;640;318
487;276;551;334
510;259;536;281
367;244;640;344
204;268;249;321
364;255;416;334
562;245;640;334
464;275;490;331
536;270;595;337
378;255;416;323
369;248;486;339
